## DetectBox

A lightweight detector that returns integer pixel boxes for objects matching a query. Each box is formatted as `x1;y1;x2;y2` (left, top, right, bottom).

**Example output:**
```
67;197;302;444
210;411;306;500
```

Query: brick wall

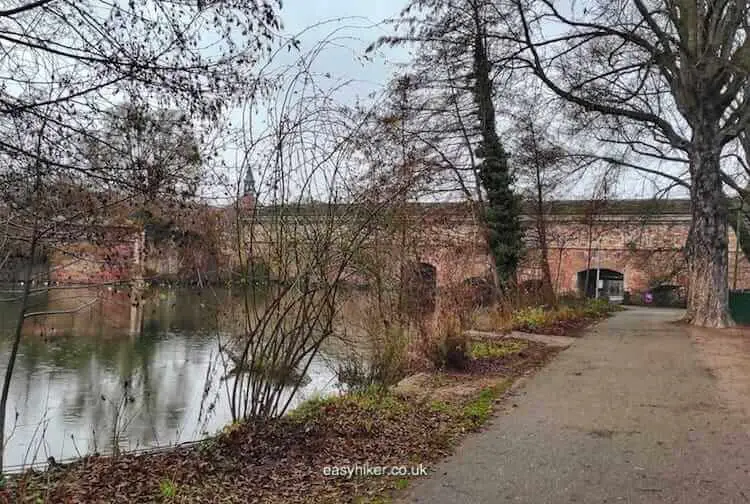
520;215;750;295
49;240;137;284
41;201;750;295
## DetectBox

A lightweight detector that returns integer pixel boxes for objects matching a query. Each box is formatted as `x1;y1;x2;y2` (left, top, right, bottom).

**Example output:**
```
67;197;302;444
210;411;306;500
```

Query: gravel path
402;307;750;504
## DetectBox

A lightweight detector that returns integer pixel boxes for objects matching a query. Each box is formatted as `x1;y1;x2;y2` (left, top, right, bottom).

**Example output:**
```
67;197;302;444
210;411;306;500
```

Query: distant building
240;168;256;210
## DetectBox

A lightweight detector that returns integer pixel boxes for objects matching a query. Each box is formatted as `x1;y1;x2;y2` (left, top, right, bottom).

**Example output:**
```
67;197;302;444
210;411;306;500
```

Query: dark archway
402;262;437;315
651;284;686;307
577;268;624;301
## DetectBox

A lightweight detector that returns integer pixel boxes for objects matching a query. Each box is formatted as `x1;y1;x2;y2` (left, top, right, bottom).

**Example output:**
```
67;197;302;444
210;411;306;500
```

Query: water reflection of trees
0;288;233;464
0;286;362;466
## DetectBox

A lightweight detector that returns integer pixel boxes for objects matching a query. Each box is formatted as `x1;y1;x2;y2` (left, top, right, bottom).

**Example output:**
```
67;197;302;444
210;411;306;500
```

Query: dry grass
471;298;620;336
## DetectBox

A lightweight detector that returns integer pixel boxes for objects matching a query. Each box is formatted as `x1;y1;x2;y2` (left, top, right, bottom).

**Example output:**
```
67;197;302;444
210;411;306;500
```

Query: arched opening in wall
650;284;686;307
402;262;437;316
576;268;624;302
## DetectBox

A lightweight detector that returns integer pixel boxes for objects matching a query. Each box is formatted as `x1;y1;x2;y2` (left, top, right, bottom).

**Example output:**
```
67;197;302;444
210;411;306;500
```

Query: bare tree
375;0;523;291
0;0;282;471
209;27;422;421
512;0;750;327
510;96;570;304
85;103;204;200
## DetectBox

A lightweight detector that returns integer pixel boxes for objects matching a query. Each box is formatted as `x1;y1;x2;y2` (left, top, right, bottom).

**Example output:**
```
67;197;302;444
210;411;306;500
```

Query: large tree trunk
471;12;521;292
685;135;732;327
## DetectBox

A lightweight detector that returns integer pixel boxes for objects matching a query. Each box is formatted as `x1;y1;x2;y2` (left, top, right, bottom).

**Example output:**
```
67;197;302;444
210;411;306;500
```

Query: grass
395;478;410;490
460;382;510;430
286;393;339;421
159;478;177;499
429;399;452;414
470;339;527;359
291;380;511;452
511;306;548;331
290;387;408;425
471;298;621;335
346;381;512;504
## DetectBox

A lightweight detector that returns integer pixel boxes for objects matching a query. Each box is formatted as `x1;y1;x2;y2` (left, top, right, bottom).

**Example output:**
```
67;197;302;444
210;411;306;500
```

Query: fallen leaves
8;340;561;503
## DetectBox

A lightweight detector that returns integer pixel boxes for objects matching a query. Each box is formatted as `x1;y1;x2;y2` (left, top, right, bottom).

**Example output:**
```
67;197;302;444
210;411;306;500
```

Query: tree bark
471;8;521;292
535;196;555;305
532;136;555;305
685;133;732;327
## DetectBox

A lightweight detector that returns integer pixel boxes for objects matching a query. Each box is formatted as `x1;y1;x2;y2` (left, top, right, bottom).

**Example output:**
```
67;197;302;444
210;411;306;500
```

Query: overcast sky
215;1;687;202
210;1;412;203
277;0;409;99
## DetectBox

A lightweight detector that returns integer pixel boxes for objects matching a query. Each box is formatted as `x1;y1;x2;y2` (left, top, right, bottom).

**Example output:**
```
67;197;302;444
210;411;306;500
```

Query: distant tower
241;168;256;209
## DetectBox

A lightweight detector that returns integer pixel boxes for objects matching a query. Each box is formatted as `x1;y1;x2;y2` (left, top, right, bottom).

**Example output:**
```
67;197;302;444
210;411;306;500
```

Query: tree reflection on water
0;286;341;470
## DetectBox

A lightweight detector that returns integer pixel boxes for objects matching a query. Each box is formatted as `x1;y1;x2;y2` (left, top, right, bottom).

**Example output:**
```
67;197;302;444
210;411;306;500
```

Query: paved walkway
403;307;750;504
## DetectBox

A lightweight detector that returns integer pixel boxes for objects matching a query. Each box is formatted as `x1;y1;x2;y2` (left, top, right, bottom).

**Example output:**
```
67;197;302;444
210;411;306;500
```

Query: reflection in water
0;287;341;470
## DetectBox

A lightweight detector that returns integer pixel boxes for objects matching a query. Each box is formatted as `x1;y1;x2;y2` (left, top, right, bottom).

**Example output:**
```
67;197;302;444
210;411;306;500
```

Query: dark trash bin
729;290;750;325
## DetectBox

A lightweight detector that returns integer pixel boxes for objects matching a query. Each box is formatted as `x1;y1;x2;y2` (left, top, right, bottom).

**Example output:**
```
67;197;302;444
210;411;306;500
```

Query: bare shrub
335;324;410;393
412;306;470;372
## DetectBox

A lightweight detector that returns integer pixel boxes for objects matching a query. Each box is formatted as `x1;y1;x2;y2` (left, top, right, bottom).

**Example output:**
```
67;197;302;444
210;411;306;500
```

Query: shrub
460;276;496;309
336;325;409;393
511;306;549;332
509;298;617;334
469;305;512;333
582;298;614;317
442;331;470;370
557;292;583;305
335;357;376;393
418;312;470;371
554;305;578;321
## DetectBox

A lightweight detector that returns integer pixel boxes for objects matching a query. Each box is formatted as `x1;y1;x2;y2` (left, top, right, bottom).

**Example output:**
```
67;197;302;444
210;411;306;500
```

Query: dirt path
401;307;750;504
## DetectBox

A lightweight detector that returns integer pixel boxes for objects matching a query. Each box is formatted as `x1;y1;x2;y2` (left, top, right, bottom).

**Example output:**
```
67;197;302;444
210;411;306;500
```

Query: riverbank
3;302;618;503
3;340;556;503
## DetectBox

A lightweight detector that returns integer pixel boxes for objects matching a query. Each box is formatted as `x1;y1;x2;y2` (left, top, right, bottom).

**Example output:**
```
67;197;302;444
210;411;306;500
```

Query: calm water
0;287;345;470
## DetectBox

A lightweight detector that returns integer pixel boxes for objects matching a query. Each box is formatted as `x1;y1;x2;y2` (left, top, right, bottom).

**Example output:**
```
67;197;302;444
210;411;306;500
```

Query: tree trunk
537;225;556;305
534;167;555;306
0;237;36;474
471;12;521;292
685;135;732;327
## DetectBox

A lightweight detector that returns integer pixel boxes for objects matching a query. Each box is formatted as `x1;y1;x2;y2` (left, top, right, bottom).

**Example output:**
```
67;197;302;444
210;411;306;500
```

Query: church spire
241;168;256;209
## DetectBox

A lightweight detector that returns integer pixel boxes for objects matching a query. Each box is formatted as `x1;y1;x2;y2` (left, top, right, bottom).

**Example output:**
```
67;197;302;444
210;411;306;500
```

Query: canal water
0;287;348;470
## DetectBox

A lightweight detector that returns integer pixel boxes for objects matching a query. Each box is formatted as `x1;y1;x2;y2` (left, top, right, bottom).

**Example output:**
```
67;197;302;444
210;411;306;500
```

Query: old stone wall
520;215;750;295
48;240;136;284
38;201;750;297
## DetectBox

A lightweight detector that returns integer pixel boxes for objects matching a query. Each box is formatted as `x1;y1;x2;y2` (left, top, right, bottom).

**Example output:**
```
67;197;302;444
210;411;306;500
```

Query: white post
595;243;601;299
595;267;601;299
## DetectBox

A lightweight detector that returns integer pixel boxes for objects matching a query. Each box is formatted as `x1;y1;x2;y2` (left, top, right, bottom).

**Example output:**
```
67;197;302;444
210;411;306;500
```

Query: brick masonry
43;200;750;296
519;215;750;294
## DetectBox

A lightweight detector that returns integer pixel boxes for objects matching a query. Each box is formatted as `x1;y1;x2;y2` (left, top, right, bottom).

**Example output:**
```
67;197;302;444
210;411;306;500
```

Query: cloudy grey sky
277;0;410;98
219;1;685;202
